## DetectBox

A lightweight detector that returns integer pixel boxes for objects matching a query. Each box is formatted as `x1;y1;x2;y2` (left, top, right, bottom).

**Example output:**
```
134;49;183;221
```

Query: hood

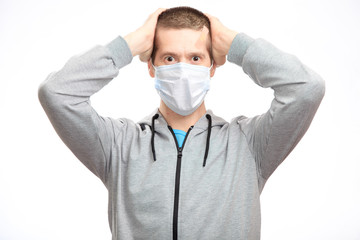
138;109;227;133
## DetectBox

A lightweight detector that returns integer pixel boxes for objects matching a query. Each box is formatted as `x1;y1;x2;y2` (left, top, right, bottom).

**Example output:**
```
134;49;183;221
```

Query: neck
159;100;206;132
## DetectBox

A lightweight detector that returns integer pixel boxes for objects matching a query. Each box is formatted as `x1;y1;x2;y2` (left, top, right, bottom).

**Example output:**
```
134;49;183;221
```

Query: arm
207;15;325;188
38;9;165;184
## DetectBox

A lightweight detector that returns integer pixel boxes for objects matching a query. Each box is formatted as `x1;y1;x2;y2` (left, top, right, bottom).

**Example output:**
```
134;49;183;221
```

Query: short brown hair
151;6;212;62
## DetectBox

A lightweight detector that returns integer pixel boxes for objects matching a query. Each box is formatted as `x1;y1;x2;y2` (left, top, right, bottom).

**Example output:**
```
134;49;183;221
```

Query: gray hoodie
38;33;325;240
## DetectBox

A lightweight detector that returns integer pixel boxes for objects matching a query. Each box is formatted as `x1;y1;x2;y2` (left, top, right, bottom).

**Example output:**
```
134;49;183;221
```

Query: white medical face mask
153;62;212;116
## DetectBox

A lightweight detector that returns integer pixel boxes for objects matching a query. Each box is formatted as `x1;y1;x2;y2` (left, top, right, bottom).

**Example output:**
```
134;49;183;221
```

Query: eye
192;56;200;62
165;56;175;62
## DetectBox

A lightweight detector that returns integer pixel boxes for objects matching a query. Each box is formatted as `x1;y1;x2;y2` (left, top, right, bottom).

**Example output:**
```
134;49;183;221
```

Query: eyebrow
159;51;208;59
187;52;207;58
158;51;179;58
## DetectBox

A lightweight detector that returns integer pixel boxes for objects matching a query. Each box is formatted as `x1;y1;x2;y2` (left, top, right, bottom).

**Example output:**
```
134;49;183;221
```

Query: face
148;27;216;77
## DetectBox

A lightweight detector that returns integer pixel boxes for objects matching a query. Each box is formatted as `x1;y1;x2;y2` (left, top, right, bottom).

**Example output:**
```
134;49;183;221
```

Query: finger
215;60;226;67
143;8;166;28
214;54;226;66
139;48;152;62
204;13;212;19
204;13;219;23
155;8;167;14
149;8;167;22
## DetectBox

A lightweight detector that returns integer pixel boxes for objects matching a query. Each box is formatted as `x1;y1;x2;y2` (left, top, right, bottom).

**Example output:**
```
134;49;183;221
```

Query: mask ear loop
150;59;156;70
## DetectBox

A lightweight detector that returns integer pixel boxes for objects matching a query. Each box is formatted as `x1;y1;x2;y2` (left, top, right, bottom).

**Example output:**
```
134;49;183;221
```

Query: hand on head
124;8;166;62
205;13;238;66
125;8;238;66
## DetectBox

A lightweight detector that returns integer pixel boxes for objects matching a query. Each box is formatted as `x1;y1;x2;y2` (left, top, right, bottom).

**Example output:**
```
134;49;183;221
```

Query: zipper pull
178;147;183;158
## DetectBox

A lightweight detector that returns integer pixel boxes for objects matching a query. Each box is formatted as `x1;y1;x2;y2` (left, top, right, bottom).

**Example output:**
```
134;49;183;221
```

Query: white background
1;0;359;239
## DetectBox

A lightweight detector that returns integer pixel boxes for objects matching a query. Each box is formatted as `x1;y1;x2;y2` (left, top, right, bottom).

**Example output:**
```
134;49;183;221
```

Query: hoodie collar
138;109;227;133
139;109;227;167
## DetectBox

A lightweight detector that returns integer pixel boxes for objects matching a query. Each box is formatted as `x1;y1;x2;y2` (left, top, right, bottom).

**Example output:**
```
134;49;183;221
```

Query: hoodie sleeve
38;36;133;184
228;33;325;188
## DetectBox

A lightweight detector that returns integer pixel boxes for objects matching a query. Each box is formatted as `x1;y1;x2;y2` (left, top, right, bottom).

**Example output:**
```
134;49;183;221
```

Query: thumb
213;50;226;66
139;48;153;62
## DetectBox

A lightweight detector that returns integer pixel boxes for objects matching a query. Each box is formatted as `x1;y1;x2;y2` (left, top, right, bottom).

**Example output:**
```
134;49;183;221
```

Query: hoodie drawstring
150;113;212;167
151;114;159;161
203;114;212;167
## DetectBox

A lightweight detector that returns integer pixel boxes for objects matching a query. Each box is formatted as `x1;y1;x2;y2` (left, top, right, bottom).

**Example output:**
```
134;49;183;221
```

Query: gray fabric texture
38;33;325;240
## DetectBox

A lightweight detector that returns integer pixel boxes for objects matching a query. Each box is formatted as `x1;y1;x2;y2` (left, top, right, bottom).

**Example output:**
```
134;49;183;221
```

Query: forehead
155;27;211;55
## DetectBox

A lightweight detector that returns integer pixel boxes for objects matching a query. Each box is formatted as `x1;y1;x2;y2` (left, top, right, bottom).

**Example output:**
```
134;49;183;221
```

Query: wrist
124;32;139;57
106;36;133;68
223;29;238;54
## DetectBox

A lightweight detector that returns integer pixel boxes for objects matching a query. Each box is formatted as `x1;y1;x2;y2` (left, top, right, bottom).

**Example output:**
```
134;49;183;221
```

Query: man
38;6;325;240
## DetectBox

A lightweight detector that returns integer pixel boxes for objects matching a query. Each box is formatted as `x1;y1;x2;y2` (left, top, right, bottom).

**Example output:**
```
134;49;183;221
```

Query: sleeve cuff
106;36;133;69
227;33;255;67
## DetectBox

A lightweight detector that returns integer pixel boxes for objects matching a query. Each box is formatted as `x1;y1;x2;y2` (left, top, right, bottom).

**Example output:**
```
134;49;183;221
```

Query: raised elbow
38;72;61;111
303;71;326;106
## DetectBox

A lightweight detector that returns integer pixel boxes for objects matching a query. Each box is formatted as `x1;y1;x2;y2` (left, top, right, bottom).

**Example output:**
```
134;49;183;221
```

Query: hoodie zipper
168;125;193;240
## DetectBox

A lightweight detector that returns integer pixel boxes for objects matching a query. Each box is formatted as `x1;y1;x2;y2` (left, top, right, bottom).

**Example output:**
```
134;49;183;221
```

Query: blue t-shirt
173;129;186;148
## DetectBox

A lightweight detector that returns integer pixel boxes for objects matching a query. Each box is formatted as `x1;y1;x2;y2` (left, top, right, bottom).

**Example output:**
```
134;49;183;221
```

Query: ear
210;62;217;77
147;59;155;78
